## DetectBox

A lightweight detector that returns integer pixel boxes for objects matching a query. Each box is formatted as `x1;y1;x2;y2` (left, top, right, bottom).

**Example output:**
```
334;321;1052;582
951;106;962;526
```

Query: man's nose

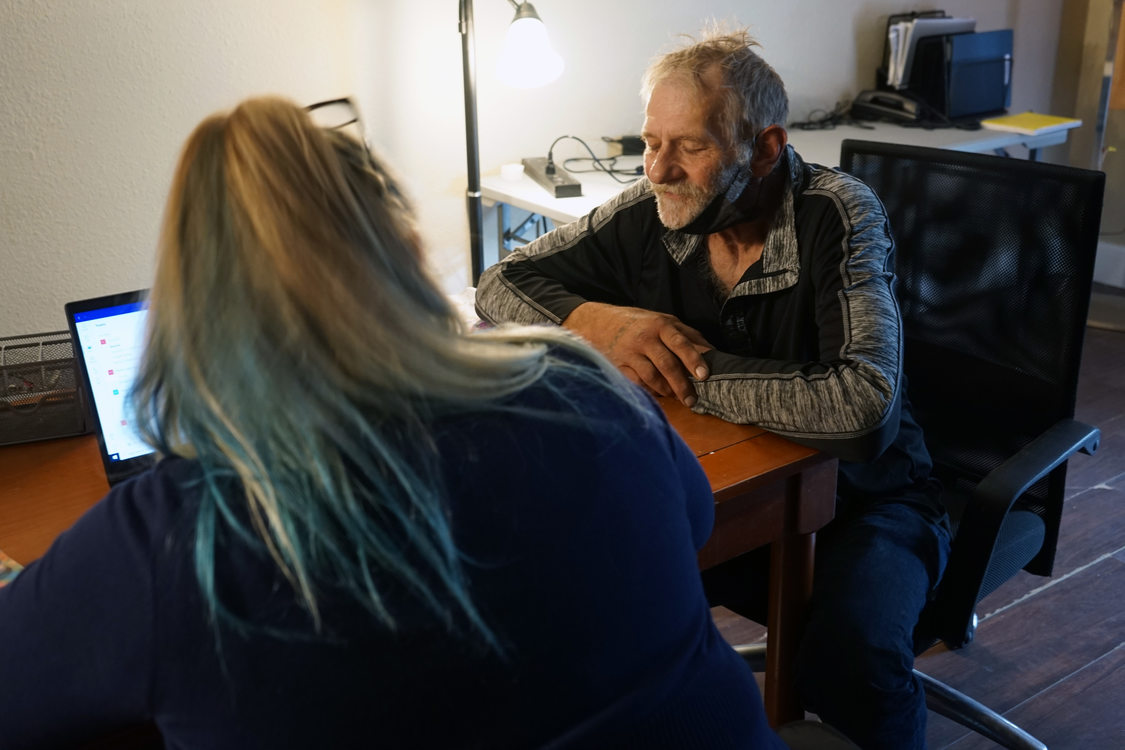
646;149;684;184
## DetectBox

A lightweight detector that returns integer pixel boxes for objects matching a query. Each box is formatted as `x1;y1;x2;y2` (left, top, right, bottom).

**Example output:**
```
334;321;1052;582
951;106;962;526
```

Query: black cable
877;91;981;131
546;134;643;184
562;156;644;178
899;101;982;131
790;100;874;131
800;92;983;132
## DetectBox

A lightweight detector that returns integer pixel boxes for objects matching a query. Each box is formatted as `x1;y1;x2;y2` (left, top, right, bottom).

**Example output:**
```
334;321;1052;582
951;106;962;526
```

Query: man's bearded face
651;158;739;230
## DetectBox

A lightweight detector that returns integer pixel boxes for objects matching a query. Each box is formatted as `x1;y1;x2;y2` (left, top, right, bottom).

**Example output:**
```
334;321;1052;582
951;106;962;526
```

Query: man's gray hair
641;25;789;165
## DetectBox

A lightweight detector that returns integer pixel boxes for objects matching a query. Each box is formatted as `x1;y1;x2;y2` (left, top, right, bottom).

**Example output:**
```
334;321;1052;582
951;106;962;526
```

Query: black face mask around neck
678;145;788;236
679;164;763;235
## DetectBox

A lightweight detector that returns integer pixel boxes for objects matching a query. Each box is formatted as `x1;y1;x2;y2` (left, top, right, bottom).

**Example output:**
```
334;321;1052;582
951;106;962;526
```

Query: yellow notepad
980;112;1082;136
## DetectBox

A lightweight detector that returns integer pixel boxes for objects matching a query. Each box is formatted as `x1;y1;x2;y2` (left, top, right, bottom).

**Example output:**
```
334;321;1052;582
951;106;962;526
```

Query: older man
476;27;951;750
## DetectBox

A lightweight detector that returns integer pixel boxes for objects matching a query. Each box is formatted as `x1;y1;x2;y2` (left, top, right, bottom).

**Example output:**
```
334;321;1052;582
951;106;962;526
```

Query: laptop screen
65;290;156;483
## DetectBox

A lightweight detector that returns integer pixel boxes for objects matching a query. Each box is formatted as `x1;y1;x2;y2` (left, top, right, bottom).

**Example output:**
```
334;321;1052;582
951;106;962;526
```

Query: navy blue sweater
0;371;785;749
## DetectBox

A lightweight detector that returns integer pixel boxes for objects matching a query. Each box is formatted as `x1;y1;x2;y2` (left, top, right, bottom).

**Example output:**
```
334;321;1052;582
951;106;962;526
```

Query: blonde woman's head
132;96;631;638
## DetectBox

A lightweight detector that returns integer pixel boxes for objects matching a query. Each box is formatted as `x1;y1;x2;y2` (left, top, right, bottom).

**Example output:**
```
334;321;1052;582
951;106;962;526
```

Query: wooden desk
0;410;837;727
0;434;108;563
659;398;837;725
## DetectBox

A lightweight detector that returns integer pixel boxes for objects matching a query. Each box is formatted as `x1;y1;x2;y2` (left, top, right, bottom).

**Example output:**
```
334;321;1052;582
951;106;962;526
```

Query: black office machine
874;11;1012;122
850;90;923;123
911;29;1012;119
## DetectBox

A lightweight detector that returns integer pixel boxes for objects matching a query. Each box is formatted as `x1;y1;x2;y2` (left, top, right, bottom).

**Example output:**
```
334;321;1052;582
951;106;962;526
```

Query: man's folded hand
563;302;712;407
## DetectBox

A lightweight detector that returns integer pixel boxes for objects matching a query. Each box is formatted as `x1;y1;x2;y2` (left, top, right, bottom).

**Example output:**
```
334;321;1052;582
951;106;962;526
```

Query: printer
908;29;1013;120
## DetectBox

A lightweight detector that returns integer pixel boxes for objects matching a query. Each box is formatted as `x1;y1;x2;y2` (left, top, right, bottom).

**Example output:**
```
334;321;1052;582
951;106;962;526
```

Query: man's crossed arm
563;302;712;407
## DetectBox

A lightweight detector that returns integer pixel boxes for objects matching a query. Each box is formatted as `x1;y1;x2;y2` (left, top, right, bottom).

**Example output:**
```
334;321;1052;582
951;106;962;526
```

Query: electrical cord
546;134;644;184
899;99;983;131
789;100;875;131
794;95;982;132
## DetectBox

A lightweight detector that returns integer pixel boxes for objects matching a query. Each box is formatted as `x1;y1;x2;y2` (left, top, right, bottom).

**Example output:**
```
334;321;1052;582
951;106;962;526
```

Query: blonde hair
641;24;789;164
133;96;640;640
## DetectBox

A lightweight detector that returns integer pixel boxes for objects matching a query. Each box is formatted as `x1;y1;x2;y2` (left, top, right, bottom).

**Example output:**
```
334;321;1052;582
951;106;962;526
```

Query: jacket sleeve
474;180;655;326
0;477;157;748
691;175;903;463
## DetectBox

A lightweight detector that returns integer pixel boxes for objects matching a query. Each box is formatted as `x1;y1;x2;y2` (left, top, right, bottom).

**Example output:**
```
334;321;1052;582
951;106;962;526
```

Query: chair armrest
932;419;1100;646
973;419;1099;511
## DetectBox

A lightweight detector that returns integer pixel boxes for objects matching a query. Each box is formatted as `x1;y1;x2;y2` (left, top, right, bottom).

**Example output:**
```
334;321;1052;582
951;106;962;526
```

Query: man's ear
750;125;788;177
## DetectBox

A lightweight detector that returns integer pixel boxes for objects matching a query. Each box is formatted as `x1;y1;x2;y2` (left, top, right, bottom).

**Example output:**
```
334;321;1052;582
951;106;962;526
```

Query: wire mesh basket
0;330;89;446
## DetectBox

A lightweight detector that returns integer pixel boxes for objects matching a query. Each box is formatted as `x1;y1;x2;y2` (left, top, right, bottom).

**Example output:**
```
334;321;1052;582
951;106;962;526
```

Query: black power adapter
604;135;645;156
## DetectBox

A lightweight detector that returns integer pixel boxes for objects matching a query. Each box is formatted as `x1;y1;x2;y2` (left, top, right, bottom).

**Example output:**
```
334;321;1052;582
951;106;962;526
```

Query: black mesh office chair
830;140;1105;749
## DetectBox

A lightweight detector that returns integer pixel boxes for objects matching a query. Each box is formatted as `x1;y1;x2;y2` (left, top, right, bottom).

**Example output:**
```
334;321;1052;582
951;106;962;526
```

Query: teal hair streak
183;385;499;650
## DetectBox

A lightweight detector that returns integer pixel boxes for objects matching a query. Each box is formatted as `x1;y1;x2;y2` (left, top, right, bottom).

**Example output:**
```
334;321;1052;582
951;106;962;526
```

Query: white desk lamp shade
496;16;564;88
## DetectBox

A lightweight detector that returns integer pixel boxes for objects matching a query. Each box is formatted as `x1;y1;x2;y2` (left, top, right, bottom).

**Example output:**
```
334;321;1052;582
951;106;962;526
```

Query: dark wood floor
713;322;1125;749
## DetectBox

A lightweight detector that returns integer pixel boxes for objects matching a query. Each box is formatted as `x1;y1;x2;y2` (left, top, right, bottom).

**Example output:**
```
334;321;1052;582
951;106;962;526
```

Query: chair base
916;669;1047;750
735;645;1047;749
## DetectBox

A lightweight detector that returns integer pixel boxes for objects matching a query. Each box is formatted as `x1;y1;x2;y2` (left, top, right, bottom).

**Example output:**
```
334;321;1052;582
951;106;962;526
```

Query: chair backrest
839;140;1105;643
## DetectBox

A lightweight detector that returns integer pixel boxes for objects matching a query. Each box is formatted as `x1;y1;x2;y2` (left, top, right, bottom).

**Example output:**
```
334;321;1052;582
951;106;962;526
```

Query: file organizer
0;331;89;446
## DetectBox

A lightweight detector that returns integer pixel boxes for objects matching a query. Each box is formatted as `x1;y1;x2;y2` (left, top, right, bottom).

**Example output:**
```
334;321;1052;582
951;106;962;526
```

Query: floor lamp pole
459;0;485;285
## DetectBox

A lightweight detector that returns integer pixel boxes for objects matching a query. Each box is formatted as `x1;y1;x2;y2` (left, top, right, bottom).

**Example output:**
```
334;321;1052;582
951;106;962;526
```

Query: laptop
65;290;157;486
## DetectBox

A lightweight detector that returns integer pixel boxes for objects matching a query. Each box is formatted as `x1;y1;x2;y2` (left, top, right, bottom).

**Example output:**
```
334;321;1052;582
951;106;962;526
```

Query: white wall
1;0;1064;337
0;0;359;338
369;0;1064;294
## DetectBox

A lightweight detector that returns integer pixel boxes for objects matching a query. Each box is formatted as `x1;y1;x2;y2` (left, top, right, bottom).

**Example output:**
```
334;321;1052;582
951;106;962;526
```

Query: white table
478;122;1070;266
785;122;1069;168
482;157;644;227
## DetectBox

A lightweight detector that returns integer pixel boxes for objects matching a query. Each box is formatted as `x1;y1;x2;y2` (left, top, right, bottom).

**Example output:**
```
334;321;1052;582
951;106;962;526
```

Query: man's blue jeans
703;500;951;750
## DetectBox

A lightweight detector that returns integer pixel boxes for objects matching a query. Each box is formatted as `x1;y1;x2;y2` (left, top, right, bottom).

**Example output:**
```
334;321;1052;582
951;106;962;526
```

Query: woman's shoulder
116;454;204;499
96;456;206;539
516;343;660;424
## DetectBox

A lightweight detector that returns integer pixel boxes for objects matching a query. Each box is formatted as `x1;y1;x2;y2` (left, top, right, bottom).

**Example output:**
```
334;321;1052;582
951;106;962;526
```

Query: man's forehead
643;77;721;137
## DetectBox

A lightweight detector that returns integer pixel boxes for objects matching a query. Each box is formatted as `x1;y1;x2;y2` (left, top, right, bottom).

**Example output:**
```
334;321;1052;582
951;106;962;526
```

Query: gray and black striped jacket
476;146;938;506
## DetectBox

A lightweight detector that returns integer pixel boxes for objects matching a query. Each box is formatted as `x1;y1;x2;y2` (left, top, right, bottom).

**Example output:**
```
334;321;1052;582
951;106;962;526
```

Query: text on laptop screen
72;301;151;462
